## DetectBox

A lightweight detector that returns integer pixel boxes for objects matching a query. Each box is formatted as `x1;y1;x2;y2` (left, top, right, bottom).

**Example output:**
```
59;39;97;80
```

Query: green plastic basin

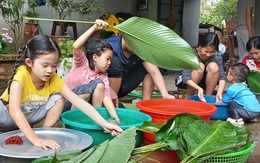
60;107;152;147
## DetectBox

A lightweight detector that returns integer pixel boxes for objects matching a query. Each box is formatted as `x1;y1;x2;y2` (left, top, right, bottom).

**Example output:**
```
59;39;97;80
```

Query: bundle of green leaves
32;127;136;163
134;113;253;163
32;114;252;163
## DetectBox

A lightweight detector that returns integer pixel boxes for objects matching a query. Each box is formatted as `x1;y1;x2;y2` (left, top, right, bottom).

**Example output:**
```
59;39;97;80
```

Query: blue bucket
188;95;230;120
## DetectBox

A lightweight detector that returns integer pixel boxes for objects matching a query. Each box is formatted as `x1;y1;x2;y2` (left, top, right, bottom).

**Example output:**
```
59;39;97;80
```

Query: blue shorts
107;55;148;97
63;78;103;112
0;94;62;131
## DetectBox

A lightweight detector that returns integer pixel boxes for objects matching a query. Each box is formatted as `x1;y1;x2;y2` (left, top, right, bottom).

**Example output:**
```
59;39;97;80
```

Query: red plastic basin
136;99;217;142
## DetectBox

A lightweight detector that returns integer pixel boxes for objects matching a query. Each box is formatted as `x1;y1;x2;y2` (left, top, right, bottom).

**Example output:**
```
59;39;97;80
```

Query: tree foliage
200;0;238;26
0;0;25;50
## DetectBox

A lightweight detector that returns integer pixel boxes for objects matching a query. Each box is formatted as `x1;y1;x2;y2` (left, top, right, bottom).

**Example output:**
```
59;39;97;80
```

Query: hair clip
208;28;215;33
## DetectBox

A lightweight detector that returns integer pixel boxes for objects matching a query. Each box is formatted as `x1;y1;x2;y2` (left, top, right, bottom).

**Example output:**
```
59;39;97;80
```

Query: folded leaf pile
32;114;253;163
32;127;136;163
135;113;253;163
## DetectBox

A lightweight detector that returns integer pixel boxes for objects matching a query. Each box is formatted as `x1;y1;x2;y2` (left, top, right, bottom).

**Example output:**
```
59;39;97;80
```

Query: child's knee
96;83;105;90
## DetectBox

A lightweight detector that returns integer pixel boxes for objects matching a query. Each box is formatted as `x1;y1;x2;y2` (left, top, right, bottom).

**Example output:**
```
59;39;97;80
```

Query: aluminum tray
0;128;93;158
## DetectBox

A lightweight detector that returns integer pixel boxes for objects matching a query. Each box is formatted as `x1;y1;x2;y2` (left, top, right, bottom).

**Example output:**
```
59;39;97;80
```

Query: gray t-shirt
176;48;226;86
237;0;254;30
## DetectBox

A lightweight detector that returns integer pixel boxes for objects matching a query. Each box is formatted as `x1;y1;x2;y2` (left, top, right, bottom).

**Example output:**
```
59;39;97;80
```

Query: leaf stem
132;142;168;155
25;17;95;24
25;17;115;30
136;150;159;162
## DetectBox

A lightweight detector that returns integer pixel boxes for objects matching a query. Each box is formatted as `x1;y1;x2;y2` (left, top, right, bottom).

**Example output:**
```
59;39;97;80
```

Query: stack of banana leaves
32;113;253;163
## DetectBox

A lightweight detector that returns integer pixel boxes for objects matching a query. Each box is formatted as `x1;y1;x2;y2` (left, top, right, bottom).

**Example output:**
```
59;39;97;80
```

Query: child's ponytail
7;45;27;95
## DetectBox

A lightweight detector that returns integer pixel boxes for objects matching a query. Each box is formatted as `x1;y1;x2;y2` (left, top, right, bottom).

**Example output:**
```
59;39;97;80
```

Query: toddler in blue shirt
222;63;260;127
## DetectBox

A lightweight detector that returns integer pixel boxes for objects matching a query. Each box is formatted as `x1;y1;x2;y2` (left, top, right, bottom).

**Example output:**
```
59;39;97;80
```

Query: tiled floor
0;71;259;163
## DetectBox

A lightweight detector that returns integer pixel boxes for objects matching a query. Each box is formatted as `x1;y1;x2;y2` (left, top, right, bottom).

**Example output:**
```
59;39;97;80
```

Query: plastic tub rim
139;106;217;117
61;107;152;130
136;99;217;116
188;95;228;106
215;143;254;157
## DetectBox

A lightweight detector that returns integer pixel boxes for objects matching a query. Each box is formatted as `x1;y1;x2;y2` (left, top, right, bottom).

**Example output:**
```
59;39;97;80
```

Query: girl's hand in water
197;87;206;102
103;122;123;136
200;96;206;102
107;117;121;124
215;93;223;103
114;117;120;124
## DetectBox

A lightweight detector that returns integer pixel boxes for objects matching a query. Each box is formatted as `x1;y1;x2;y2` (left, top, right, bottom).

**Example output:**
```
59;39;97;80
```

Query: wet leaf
98;127;136;163
179;120;249;162
138;121;167;133
32;150;82;163
247;71;260;93
82;140;109;163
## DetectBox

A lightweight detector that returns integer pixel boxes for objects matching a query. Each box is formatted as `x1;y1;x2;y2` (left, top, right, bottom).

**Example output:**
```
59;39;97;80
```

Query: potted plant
56;39;86;79
47;0;73;21
0;27;21;94
57;39;74;79
0;0;25;51
24;0;40;44
0;27;14;55
47;0;103;20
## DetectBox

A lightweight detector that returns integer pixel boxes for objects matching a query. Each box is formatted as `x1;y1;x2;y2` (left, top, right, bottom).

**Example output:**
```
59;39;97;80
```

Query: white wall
254;0;260;36
103;0;136;14
147;0;158;21
136;0;158;21
182;0;201;47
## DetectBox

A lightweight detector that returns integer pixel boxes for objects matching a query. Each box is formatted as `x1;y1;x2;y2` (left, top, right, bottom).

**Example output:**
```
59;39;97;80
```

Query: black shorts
175;72;207;90
107;55;148;97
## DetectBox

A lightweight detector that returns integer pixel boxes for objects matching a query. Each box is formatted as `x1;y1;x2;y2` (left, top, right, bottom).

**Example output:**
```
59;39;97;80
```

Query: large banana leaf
114;17;200;70
247;71;260;93
97;127;136;163
26;17;199;70
179;120;249;162
31;127;136;163
136;113;251;163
